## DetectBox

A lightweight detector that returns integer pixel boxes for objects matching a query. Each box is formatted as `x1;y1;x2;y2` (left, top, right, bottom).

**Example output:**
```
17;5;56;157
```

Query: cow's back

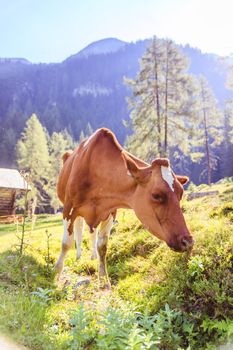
57;128;140;212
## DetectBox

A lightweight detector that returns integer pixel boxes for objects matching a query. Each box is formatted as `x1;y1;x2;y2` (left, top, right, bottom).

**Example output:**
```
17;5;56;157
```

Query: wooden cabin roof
0;168;29;190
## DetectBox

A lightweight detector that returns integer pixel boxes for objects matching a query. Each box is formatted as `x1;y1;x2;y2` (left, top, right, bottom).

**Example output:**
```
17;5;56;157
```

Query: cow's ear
152;158;170;167
124;154;152;184
176;175;189;185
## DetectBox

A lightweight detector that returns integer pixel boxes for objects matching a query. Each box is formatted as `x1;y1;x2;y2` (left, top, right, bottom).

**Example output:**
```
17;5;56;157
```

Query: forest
0;37;233;203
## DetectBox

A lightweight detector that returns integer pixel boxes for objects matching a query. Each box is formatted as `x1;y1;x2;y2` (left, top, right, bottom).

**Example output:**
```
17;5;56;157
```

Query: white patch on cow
54;218;73;276
84;131;97;147
161;166;174;192
90;227;98;259
62;218;71;244
74;217;85;259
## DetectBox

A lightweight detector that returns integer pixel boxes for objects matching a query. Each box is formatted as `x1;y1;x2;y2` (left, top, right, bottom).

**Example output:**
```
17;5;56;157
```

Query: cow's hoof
99;283;111;290
54;262;62;273
53;263;63;280
76;249;82;260
99;277;111;290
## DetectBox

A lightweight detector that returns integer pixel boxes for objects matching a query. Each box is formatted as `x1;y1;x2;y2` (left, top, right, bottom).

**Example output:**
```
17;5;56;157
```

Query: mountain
69;38;127;59
0;58;31;64
0;38;232;173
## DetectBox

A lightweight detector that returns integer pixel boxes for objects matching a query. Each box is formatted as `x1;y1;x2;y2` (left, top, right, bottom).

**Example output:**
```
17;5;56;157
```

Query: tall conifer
16;114;50;210
193;76;223;184
125;36;197;161
47;130;74;212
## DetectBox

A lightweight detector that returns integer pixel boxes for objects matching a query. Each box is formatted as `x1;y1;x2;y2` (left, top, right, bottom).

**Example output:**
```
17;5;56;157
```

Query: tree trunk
203;108;211;185
164;45;169;157
153;52;162;157
201;85;211;185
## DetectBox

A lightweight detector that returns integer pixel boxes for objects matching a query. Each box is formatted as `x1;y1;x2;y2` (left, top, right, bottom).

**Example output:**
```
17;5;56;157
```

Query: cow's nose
181;237;194;250
167;235;194;252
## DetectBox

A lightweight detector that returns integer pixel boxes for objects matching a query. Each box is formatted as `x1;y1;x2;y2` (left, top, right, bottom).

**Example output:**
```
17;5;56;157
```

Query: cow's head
125;156;194;252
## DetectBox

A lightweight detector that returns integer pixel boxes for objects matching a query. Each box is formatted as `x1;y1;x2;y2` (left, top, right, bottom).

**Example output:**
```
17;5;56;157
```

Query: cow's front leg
90;227;98;260
97;214;114;289
74;216;85;259
54;218;74;277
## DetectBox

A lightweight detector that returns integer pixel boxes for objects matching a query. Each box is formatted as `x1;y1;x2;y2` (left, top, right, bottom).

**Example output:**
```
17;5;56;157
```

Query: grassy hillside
0;180;232;349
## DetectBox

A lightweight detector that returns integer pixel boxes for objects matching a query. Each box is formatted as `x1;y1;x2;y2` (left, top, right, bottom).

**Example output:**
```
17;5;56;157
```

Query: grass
0;180;232;349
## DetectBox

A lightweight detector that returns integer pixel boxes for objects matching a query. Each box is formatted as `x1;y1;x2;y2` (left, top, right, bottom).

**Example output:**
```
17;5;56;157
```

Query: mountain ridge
0;37;227;64
67;37;128;61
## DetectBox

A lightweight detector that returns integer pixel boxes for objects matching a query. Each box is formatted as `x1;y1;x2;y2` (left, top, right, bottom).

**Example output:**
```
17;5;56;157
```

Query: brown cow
54;128;194;288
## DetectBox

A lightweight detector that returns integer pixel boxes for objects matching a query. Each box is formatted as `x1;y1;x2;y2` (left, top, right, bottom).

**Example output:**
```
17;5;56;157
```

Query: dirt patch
0;335;27;350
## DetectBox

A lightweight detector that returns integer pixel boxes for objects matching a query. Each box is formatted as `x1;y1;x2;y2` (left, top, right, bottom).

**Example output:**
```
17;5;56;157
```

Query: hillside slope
0;179;232;349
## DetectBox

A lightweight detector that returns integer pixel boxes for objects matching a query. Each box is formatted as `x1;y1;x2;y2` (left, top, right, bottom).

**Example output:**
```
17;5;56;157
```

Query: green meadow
0;180;233;349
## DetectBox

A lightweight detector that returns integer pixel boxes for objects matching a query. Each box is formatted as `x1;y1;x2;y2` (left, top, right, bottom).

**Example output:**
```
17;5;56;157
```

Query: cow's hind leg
74;216;85;259
97;214;114;289
54;218;74;277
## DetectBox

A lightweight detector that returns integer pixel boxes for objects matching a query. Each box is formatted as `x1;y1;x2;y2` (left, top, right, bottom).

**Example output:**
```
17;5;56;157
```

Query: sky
0;0;233;63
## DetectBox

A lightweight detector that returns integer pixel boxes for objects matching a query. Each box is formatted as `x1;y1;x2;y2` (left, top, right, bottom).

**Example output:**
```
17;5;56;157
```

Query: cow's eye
152;193;164;203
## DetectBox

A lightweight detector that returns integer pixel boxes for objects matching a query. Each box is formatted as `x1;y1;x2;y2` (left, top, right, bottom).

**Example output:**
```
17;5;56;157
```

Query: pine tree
125;36;164;159
0;128;17;167
16;114;50;211
221;102;233;177
85;122;93;138
79;130;86;143
217;57;233;179
47;130;74;213
125;36;198;161
220;54;233;178
162;40;198;156
78;123;94;143
225;61;233;144
226;61;233;91
193;76;223;184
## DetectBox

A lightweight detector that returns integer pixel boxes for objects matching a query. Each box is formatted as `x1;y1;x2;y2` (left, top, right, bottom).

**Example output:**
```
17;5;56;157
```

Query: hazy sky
1;0;233;63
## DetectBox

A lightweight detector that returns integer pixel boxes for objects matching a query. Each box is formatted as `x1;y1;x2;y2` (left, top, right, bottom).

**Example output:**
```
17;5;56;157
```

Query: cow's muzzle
168;235;194;252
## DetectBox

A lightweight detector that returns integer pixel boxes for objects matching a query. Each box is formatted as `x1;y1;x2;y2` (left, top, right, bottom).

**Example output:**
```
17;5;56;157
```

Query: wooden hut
0;168;29;219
